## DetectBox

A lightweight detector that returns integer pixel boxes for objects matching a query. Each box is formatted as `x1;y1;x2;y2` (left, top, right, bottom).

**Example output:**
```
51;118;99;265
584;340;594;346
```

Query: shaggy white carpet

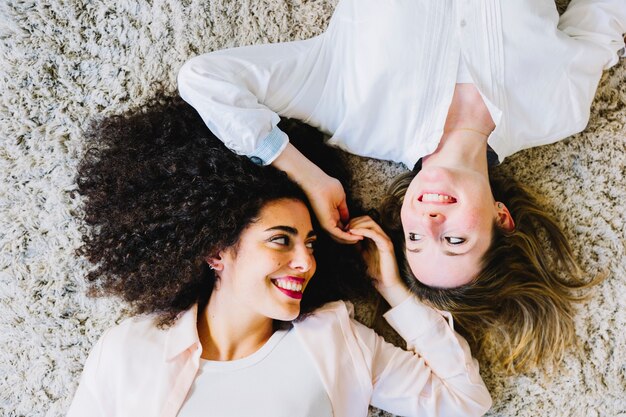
0;1;624;416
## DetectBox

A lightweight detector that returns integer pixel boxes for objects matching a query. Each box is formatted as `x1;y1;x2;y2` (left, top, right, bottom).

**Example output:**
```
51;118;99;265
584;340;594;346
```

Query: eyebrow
264;225;316;238
406;247;464;257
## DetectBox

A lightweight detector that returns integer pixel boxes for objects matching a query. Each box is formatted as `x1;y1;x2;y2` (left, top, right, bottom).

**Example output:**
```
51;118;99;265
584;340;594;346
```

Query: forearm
376;282;412;308
271;142;327;185
275;142;360;243
378;297;492;415
178;50;283;157
178;38;321;159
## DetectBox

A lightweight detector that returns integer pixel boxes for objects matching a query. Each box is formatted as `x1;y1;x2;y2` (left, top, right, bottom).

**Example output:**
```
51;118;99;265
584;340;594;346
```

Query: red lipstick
271;277;305;300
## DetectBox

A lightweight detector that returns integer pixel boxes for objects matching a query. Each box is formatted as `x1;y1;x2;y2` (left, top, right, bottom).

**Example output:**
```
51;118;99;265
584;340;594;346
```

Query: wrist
377;282;412;308
250;126;289;166
272;143;327;185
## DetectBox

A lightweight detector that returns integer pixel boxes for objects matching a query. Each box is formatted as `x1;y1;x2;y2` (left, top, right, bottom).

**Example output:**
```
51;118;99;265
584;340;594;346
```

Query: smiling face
400;166;505;288
214;198;317;322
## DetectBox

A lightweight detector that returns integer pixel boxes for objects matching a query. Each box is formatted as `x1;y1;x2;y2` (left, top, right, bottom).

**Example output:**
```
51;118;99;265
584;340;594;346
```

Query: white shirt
177;329;332;417
67;299;492;417
178;0;625;168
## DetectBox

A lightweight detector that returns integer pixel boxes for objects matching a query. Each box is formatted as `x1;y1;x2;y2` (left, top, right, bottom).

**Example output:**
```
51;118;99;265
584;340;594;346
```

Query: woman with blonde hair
177;0;625;371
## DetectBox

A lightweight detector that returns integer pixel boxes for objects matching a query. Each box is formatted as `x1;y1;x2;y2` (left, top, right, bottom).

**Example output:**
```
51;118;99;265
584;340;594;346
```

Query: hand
348;216;411;307
272;143;361;244
304;174;362;244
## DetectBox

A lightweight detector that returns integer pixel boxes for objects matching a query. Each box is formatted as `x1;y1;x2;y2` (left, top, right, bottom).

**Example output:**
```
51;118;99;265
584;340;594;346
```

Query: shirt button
460;19;467;27
250;156;263;165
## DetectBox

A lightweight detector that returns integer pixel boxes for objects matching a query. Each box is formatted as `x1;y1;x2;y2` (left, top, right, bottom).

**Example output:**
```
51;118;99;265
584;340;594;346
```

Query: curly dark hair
76;98;371;326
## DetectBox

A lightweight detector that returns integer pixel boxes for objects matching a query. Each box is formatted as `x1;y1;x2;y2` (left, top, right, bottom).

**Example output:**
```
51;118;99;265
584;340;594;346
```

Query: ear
206;254;225;272
495;202;515;232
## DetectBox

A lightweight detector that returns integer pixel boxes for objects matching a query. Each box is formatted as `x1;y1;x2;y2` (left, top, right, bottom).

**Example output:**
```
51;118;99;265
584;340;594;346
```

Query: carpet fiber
1;1;624;416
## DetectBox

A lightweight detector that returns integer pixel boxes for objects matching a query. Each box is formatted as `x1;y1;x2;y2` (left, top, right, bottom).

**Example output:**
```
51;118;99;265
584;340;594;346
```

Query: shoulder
95;305;200;364
294;300;368;342
103;313;164;343
311;300;354;315
93;313;167;365
79;308;198;389
301;300;355;323
293;300;381;400
75;313;167;393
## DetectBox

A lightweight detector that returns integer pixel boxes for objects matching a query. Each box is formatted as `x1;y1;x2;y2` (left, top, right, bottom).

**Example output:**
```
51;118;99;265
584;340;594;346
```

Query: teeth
274;279;303;292
422;193;453;202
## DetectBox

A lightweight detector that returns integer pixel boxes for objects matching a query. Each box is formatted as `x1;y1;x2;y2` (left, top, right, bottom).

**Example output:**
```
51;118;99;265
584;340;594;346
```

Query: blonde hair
380;169;600;373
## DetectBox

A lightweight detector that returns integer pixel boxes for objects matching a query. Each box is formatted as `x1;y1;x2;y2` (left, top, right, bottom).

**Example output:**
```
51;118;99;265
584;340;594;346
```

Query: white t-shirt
177;328;332;417
68;300;493;417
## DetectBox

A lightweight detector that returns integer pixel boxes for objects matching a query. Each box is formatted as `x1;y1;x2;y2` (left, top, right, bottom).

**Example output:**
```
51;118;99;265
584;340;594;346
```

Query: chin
273;306;301;322
410;273;440;289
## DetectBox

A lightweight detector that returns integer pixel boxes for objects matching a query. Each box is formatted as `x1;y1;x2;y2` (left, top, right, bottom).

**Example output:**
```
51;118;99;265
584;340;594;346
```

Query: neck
422;130;490;176
198;289;274;361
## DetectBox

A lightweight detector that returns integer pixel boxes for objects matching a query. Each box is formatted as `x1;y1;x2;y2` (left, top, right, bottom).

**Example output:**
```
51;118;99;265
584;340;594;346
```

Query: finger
337;198;350;225
349;227;392;251
330;234;362;245
327;225;363;244
346;215;380;231
346;215;369;230
347;216;386;235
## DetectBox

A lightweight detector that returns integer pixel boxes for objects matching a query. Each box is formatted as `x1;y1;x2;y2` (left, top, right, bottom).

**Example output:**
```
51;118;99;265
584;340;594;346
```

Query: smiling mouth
418;193;457;203
271;277;305;300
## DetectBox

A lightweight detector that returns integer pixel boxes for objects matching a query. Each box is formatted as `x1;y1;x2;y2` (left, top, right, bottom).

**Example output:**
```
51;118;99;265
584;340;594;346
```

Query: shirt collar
163;304;201;361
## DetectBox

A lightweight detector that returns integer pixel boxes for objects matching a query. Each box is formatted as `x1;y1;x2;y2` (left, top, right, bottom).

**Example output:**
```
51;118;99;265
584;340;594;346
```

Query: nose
289;244;314;273
421;212;445;236
425;212;445;223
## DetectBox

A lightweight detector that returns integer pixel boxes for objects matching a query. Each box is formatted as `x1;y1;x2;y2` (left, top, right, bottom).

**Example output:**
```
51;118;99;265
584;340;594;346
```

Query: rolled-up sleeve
178;36;324;165
558;0;626;69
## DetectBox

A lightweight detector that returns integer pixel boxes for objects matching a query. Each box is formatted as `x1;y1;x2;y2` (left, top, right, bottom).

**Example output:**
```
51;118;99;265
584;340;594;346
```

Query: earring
497;202;503;209
208;264;215;270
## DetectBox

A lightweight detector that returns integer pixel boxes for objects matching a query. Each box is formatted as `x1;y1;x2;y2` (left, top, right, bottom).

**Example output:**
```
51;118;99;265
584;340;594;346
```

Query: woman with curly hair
67;100;492;417
177;0;625;371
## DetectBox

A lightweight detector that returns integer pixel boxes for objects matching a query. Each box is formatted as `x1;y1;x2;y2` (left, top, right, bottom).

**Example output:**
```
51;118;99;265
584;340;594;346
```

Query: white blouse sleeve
351;297;492;417
177;36;326;165
558;0;626;69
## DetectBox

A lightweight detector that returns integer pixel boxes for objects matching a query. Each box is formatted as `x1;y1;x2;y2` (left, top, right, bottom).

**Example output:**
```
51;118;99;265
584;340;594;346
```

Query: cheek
406;252;448;287
459;204;489;228
462;211;481;229
266;253;289;274
309;259;317;277
253;247;284;269
400;203;416;231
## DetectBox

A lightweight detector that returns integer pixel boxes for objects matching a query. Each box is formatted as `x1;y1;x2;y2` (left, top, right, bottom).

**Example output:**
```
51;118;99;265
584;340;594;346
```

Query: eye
408;233;422;242
269;235;290;246
445;237;466;245
305;240;316;250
